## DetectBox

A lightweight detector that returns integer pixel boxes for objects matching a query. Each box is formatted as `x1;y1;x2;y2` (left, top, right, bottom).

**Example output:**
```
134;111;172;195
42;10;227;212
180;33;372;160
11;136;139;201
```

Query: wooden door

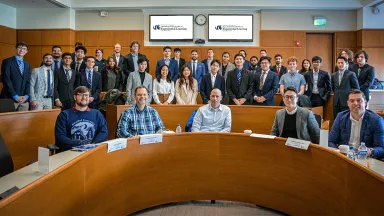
306;33;333;73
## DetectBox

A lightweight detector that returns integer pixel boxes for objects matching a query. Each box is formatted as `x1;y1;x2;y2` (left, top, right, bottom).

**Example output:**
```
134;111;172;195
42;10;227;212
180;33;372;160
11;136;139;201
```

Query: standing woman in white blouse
175;65;198;104
153;65;175;105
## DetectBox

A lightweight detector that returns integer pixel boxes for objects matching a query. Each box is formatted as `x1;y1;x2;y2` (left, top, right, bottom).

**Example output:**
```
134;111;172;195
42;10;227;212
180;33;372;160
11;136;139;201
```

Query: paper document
250;133;276;139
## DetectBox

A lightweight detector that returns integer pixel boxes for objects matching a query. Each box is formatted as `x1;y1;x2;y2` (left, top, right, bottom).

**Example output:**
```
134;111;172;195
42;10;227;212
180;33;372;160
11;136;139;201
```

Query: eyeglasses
260;62;269;65
17;47;27;51
348;99;364;103
77;93;90;98
283;95;296;100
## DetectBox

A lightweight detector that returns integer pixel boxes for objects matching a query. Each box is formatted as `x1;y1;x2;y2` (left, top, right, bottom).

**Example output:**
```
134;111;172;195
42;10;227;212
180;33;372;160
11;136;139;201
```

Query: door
306;33;333;73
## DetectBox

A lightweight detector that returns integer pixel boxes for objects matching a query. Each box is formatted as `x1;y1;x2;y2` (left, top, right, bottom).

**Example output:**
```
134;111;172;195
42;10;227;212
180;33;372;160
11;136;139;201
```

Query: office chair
0;132;14;178
0;99;16;113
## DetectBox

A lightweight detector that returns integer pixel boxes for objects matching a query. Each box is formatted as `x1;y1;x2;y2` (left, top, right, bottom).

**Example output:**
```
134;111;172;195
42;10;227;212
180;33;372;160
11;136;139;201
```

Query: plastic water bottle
347;145;355;161
176;124;182;134
358;142;368;160
125;98;129;105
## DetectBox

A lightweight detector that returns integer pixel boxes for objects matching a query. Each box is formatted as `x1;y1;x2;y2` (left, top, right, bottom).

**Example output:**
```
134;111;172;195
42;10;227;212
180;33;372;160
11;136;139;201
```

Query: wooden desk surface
0;133;383;215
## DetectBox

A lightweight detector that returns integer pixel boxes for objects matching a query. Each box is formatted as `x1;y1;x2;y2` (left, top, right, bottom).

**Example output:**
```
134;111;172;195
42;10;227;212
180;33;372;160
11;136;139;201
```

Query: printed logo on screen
71;119;96;145
152;24;188;31
214;25;248;31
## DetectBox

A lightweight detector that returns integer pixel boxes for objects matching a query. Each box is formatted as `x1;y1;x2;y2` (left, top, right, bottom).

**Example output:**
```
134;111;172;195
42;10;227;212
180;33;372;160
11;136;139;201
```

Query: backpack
185;110;198;132
370;78;383;89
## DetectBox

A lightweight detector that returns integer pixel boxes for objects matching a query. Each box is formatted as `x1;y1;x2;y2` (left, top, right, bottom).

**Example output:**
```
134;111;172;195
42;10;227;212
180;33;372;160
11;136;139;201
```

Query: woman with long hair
101;56;123;91
153;64;175;105
299;59;312;75
175;65;198;104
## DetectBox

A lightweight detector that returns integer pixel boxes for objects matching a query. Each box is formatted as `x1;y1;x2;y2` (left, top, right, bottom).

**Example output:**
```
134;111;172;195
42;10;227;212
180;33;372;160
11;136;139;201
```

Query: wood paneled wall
0;25;16;91
16;29;76;69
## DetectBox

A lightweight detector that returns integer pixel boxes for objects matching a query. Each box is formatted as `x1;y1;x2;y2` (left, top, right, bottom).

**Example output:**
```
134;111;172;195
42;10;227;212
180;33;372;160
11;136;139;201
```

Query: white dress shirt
349;112;365;149
191;104;232;132
152;79;175;104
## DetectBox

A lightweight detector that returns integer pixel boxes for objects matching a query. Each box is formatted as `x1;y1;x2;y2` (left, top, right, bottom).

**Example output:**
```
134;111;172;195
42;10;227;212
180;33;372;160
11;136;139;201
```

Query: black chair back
0;132;14;178
0;99;15;113
314;114;322;129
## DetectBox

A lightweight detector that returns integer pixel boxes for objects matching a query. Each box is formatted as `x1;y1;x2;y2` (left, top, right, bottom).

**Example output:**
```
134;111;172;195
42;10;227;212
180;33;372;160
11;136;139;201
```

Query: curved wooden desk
0;133;383;215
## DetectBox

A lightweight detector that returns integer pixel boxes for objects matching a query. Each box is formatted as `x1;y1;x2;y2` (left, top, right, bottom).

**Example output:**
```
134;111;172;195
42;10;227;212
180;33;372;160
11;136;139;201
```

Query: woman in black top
299;59;311;75
101;56;123;91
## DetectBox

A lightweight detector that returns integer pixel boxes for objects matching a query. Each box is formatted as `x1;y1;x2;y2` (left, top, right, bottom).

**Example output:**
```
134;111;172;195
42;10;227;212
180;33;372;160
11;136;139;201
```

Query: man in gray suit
271;86;320;144
126;57;153;105
30;53;54;110
331;56;360;119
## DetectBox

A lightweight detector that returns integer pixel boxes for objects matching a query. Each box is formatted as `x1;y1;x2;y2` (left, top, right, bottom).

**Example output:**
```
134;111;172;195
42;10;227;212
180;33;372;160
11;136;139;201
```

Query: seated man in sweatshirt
55;86;108;151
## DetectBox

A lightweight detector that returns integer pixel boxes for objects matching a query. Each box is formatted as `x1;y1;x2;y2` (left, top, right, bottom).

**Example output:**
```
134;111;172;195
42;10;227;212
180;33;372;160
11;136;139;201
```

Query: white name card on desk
285;138;310;150
38;147;50;174
140;134;163;145
107;138;127;153
250;133;276;139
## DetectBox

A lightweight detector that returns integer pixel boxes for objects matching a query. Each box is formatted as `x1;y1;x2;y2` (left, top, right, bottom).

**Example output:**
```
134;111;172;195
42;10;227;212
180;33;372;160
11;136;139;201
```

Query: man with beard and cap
30;53;55;110
55;86;108;152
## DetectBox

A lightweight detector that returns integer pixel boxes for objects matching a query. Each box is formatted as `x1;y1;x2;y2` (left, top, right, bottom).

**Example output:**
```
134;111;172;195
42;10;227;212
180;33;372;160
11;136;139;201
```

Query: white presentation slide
208;15;253;41
150;15;194;41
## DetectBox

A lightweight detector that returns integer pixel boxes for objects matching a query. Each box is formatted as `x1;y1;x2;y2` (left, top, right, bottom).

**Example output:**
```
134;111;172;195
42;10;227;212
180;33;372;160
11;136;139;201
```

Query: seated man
55;86;108;151
192;89;231;132
271;86;320;144
117;86;165;138
329;89;384;159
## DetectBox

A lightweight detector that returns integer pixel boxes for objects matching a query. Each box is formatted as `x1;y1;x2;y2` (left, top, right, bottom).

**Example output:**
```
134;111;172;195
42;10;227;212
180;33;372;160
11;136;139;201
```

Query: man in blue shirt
192;89;231;132
329;89;384;159
55;86;108;151
117;86;165;138
1;42;31;111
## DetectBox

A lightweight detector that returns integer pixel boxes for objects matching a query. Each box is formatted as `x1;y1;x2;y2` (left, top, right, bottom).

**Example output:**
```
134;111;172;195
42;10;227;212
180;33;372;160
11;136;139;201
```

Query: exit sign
314;17;326;26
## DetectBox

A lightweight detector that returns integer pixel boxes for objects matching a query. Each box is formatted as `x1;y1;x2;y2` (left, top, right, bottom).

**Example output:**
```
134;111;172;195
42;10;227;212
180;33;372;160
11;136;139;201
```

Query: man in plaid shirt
117;86;165;138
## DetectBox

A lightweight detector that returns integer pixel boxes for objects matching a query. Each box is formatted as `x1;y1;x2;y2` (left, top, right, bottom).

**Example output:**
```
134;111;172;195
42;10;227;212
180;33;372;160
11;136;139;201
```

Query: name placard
107;138;127;153
38;147;50;174
285;137;310;150
140;134;163;145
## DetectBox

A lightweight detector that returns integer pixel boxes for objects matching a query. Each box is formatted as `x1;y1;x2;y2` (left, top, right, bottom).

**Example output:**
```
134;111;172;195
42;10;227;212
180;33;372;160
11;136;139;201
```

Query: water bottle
176;124;182;134
125;97;129;105
347;145;355;161
358;142;368;160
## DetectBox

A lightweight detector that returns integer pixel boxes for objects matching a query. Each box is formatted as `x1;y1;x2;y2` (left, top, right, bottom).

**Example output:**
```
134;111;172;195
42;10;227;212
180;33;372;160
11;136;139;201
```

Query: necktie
237;70;241;85
192;61;196;77
54;60;59;70
65;69;70;82
211;75;215;88
87;70;92;88
358;68;361;76
18;60;23;75
259;72;266;90
277;66;280;76
47;69;52;97
76;62;81;73
339;72;343;86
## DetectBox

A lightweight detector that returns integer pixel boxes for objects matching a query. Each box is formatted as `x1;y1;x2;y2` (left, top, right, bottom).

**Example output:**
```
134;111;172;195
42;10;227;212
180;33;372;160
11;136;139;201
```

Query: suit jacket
186;61;206;91
112;53;125;71
101;68;123;92
30;66;54;105
253;71;279;106
270;107;320;144
0;56;30;100
172;57;186;73
54;67;77;103
40;58;63;71
329;110;384;159
218;62;236;82
235;59;251;71
70;61;86;73
351;64;375;101
123;53;149;84
200;74;226;104
334;61;356;73
76;69;102;108
331;70;360;107
126;71;153;105
201;58;214;74
156;58;179;81
304;70;332;102
175;78;198;104
270;65;288;79
226;68;254;101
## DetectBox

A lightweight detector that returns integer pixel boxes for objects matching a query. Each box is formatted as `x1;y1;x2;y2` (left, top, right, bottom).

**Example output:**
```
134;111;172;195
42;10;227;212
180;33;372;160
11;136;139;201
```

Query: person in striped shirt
117;86;165;138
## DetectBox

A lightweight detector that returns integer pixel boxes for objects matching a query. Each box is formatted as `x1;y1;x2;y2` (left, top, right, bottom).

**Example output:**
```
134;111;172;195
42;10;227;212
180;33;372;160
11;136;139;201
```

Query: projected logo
152;24;188;31
214;25;248;32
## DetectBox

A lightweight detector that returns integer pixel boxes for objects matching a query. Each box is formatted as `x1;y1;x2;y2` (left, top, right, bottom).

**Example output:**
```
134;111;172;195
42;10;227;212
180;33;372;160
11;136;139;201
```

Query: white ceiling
0;0;382;10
